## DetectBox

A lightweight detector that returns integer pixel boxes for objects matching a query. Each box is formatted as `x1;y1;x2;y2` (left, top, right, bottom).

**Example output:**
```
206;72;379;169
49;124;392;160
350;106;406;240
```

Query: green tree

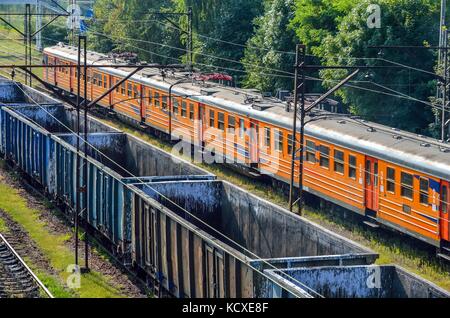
177;0;264;82
242;0;297;93
292;0;440;134
89;0;183;64
290;0;354;57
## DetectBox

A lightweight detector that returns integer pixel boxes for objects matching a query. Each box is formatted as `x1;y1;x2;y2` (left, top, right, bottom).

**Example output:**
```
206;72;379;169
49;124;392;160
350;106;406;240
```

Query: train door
140;85;145;121
54;58;59;87
365;156;379;212
198;104;206;147
249;120;259;166
69;63;73;92
440;181;450;241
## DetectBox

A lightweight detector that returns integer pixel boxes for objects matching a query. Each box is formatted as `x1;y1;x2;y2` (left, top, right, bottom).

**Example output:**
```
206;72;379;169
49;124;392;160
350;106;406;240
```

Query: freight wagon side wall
264;266;450;298
130;190;303;298
1;109;50;186
47;131;211;257
140;180;374;259
47;135;130;251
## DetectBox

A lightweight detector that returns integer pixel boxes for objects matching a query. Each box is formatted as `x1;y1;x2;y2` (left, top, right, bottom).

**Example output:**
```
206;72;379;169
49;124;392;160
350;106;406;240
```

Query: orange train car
43;44;450;257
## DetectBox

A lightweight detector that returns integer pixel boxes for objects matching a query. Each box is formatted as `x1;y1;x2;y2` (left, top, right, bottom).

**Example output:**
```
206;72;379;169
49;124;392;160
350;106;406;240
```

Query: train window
162;95;168;110
419;177;429;205
147;90;152;105
228;116;235;131
319;145;329;168
98;75;103;87
275;131;283;152
181;101;187;117
154;92;160;107
218;112;225;130
209;110;215;127
374;162;378;186
365;160;371;186
189;103;194;120
104;75;108;88
115;79;119;93
121;83;126;95
334;150;344;174
401;172;413;199
442;186;448;213
287;134;293;155
306;140;316;163
127;83;132;97
387;167;395;193
133;85;139;98
348;155;356;179
264;128;271;147
93;73;98;85
173;98;179;114
239;119;245;137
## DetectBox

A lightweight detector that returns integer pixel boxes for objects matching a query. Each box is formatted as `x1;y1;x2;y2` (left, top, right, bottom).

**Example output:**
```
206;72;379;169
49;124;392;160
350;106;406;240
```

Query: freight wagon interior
136;180;376;261
11;105;115;134
0;80;58;105
57;132;212;179
264;265;450;298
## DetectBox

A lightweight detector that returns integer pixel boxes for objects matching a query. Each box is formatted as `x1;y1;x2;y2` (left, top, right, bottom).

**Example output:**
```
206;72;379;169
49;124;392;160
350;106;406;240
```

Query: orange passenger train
42;43;450;258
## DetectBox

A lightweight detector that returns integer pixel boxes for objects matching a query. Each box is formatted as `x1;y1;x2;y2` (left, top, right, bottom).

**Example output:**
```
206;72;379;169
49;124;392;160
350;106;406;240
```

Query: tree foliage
317;0;439;133
86;0;446;135
177;0;263;81
242;0;296;93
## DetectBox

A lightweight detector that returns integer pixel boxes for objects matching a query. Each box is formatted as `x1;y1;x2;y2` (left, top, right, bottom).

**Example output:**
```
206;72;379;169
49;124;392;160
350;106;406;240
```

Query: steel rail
0;233;54;298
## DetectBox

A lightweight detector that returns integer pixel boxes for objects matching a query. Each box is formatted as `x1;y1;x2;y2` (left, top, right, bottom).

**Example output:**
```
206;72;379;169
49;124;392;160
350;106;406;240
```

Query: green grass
0;217;7;232
0;178;127;298
0;28;43;79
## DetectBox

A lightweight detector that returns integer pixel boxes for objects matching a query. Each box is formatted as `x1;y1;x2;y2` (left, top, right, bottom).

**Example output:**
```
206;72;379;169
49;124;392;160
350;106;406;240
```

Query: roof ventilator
200;88;220;96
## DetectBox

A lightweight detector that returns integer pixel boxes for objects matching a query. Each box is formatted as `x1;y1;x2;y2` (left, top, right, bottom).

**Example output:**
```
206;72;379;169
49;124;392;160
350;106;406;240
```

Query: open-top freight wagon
0;78;448;298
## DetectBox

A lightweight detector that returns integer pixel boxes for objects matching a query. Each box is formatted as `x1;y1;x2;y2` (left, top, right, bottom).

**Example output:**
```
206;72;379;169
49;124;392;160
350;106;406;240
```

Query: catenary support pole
75;34;82;268
81;35;89;272
288;45;301;212
443;29;448;141
297;46;306;216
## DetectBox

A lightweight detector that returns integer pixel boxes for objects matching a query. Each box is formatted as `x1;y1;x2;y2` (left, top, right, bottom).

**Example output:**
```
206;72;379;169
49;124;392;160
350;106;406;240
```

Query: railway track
0;233;53;298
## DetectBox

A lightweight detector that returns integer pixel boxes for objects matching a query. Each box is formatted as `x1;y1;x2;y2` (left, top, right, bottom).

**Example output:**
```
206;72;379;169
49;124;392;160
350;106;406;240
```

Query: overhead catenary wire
83;32;450;116
30;29;448;115
6;79;447;236
3;33;446;212
3;28;449;131
91;17;442;78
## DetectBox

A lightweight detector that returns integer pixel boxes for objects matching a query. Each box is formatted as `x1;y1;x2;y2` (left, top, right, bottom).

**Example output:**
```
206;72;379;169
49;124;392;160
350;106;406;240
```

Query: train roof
44;44;450;181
